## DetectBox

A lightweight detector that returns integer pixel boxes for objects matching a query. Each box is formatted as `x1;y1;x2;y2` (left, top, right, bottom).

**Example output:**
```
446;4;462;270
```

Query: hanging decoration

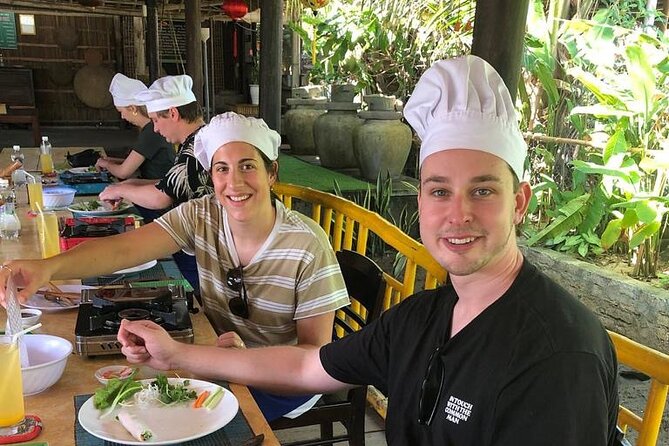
300;0;330;65
300;0;329;9
221;0;249;61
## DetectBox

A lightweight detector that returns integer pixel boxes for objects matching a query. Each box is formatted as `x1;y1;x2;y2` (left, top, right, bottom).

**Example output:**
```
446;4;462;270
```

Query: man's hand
118;319;183;370
99;184;125;202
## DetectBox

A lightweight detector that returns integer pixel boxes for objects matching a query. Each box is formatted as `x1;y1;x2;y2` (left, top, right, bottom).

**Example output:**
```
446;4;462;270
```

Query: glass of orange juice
38;211;61;258
26;174;43;215
0;335;26;435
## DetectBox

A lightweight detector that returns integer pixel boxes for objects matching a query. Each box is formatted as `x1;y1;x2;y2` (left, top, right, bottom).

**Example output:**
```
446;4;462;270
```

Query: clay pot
353;111;412;180
313;104;362;169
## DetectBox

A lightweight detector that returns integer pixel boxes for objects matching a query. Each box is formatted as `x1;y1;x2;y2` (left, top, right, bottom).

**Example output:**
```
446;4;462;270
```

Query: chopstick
48;281;64;293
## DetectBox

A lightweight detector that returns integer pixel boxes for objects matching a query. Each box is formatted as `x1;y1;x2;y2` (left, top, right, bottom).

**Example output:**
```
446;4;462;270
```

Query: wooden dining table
0;182;280;445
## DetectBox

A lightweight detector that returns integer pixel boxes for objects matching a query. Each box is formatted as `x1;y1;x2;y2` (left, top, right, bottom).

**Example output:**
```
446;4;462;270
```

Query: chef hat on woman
194;112;281;170
109;73;147;107
404;55;527;180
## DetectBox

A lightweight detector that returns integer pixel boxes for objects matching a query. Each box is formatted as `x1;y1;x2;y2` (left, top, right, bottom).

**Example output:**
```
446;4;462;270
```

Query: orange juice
38;212;60;258
27;182;43;213
40;153;54;174
0;340;25;427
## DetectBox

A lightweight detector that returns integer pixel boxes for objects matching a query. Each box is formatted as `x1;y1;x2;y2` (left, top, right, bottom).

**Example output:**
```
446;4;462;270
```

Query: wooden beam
471;0;530;101
185;0;204;103
146;0;159;83
259;0;283;132
0;0;144;16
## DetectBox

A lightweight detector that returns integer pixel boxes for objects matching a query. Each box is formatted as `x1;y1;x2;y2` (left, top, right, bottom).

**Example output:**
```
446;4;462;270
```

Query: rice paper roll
117;410;153;441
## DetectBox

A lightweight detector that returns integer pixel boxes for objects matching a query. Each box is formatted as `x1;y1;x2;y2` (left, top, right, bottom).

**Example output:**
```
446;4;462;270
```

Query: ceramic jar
353;95;412;180
313;84;362;169
284;87;326;156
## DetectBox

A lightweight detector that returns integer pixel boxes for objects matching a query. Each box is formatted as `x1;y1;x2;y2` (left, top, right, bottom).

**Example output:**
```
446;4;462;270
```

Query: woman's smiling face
210;141;277;223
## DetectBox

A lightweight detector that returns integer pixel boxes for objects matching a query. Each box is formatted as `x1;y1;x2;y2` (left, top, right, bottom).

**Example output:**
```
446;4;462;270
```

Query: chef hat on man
134;74;197;113
194;112;281;170
404;55;527;180
109;73;147;107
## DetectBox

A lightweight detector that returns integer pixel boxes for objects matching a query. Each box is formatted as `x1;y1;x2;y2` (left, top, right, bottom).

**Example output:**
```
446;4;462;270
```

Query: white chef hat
109;73;147;107
404;55;527;180
134;74;197;113
194;112;281;170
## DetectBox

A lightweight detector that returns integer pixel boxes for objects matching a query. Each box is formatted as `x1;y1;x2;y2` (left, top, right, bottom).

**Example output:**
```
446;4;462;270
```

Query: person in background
111;56;619;445
0;112;350;422
97;73;175;182
99;74;212;293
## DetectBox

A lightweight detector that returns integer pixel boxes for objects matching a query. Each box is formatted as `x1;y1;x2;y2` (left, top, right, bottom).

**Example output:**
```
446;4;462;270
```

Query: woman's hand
95;156;109;172
216;331;246;349
0;260;53;307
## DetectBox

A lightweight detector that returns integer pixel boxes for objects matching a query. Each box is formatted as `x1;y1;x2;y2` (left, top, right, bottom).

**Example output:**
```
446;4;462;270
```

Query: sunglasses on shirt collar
226;266;250;319
418;345;445;426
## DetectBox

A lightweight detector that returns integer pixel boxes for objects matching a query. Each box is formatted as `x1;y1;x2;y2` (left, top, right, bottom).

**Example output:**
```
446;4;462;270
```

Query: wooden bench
274;182;669;446
0;67;41;146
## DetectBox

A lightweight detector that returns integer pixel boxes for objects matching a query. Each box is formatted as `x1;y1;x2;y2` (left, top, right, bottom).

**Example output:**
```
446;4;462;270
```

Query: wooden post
185;0;203;104
145;0;159;83
471;0;530;101
259;0;283;132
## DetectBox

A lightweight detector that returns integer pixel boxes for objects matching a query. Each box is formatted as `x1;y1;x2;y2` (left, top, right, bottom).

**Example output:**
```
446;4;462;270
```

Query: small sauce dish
20;308;42;328
95;365;135;385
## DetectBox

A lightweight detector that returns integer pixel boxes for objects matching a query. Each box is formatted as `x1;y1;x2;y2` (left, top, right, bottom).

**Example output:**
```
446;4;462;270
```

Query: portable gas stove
75;285;194;356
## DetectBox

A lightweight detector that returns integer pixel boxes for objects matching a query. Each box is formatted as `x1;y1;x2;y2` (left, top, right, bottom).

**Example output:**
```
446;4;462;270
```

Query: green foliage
523;3;669;277
290;0;473;99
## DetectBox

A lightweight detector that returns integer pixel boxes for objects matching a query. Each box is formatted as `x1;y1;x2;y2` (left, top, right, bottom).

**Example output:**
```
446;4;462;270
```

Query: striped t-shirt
155;195;350;347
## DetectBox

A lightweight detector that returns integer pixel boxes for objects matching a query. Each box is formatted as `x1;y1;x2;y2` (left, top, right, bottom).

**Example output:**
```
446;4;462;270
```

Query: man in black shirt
116;55;620;445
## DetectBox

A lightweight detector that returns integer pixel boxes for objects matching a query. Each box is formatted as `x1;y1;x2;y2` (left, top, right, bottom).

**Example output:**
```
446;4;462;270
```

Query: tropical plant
289;0;474;100
523;5;669;277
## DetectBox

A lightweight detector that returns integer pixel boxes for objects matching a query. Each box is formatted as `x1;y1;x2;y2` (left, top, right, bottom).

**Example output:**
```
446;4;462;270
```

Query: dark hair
134;105;149;118
257;148;280;206
156;101;203;122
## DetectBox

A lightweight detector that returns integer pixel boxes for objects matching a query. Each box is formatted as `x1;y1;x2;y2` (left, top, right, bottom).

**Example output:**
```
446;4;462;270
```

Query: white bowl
42;186;76;208
20;308;42;328
94;365;135;385
21;334;72;395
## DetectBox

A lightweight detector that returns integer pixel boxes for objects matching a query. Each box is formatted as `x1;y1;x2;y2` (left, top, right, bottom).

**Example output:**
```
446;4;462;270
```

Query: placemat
73;385;254;446
82;260;192;292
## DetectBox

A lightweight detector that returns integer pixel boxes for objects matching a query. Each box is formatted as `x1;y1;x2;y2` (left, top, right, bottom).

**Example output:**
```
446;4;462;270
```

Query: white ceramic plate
67;167;97;174
68;201;132;216
21;284;94;312
78;378;239;445
112;260;158;275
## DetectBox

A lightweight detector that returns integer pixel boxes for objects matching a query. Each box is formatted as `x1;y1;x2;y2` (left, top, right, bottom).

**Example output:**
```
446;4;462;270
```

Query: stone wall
521;246;669;354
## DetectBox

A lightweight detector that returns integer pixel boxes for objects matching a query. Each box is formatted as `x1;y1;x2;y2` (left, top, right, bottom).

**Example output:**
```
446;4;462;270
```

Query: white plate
67;167;97;174
21;284;94;312
68;201;132;216
112;260;158;275
78;378;239;445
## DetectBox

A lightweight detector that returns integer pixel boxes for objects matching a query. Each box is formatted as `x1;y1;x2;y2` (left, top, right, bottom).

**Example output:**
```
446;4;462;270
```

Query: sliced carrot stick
193;390;210;408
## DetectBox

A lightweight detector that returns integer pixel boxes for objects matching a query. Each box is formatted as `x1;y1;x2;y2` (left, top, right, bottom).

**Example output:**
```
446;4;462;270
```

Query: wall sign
0;11;17;49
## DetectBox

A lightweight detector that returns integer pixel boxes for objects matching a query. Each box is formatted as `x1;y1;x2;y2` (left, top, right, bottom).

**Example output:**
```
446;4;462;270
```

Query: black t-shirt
155;126;212;205
320;260;619;445
134;122;175;179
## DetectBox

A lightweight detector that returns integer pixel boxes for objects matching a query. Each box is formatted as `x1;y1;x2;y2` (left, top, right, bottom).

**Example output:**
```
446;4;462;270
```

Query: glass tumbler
0;335;26;435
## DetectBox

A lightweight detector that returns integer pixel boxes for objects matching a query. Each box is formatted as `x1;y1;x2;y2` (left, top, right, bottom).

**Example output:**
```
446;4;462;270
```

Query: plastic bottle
0;179;21;240
10;145;24;164
39;136;54;175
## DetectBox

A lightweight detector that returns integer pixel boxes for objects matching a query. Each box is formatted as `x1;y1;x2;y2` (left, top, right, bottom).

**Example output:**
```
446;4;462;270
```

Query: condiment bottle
0;179;21;240
10;145;24;165
39;136;55;175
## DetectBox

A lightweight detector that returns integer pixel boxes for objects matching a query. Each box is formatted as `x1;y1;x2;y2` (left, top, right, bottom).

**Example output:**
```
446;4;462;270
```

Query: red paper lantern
221;0;248;21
